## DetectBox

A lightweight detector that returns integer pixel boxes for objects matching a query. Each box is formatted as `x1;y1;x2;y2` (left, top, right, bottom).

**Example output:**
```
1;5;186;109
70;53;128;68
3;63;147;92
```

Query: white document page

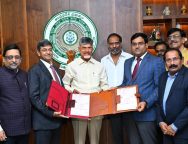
117;86;137;111
70;94;90;117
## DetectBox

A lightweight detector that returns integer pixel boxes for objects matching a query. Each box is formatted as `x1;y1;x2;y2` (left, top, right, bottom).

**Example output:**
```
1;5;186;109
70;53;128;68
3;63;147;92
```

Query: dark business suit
0;67;31;143
157;65;188;144
120;53;165;144
28;60;64;144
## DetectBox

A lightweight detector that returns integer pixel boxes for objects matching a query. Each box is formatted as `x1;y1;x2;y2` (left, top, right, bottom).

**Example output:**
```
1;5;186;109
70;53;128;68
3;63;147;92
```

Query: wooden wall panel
0;0;28;69
26;0;52;69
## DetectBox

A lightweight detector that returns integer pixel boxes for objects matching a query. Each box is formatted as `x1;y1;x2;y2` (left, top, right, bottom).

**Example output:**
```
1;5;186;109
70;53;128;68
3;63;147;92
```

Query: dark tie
132;57;141;79
50;65;60;84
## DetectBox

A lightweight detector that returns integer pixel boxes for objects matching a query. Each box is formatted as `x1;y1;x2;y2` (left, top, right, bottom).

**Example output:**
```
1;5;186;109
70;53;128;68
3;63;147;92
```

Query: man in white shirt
63;37;109;144
101;33;132;144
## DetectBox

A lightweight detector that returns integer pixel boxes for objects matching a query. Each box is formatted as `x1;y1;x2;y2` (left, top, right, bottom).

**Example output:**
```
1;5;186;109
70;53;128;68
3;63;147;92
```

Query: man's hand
137;101;147;112
166;125;176;136
53;111;69;118
159;122;168;134
73;89;80;94
0;130;7;141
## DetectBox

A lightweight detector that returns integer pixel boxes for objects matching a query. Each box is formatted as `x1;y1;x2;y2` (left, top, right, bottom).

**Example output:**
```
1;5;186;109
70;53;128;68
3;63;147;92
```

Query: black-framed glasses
5;55;21;60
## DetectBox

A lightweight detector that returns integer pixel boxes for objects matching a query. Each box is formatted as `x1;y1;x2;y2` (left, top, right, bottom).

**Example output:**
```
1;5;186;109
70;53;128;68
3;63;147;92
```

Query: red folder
47;83;140;119
46;81;69;114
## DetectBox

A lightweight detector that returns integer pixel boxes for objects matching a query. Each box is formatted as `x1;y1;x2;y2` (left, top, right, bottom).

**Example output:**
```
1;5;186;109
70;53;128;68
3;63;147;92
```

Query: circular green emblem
43;10;98;69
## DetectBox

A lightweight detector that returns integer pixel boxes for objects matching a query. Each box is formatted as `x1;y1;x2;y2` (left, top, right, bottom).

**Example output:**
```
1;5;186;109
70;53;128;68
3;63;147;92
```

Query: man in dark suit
28;39;66;144
157;48;188;144
0;44;31;144
120;33;165;144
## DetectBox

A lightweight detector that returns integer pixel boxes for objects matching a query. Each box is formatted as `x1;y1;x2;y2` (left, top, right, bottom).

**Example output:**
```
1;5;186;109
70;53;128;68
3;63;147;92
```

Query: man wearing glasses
157;48;188;144
0;44;31;143
167;28;188;67
120;33;165;144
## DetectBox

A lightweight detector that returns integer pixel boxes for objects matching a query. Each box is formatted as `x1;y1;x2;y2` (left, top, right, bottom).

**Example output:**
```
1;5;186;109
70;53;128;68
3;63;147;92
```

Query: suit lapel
161;73;168;101
128;57;134;79
132;53;149;81
54;66;63;86
39;61;64;86
167;67;185;99
39;61;53;80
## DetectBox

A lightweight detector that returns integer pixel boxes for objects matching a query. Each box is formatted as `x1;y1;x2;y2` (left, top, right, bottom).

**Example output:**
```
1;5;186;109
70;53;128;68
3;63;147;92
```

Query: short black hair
167;28;186;37
154;41;169;50
79;37;93;46
3;44;21;57
107;33;122;43
37;39;52;51
131;33;148;44
163;48;183;61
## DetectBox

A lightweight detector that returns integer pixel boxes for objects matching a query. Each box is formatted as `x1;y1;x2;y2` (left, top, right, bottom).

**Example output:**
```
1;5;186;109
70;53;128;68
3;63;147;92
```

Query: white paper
70;94;90;117
117;86;137;111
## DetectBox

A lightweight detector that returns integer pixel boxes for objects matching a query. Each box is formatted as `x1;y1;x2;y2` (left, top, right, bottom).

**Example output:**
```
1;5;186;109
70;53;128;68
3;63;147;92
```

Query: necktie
50;65;60;84
132;57;141;79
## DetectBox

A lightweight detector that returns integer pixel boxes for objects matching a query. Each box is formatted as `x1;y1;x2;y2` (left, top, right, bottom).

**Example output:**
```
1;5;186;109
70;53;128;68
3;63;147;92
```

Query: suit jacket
157;65;188;139
121;53;165;121
0;67;31;136
28;60;64;130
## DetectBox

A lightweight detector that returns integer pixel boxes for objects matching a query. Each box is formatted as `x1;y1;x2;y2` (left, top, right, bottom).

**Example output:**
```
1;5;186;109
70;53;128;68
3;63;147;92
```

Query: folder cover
46;81;69;114
47;83;139;119
65;85;140;119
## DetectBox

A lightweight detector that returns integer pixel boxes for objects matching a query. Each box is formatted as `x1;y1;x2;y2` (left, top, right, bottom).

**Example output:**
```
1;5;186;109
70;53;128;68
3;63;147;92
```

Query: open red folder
47;81;140;119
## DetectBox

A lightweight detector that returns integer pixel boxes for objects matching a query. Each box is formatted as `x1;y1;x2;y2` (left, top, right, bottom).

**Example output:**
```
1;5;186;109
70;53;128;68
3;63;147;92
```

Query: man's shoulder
121;51;132;58
18;69;27;75
67;57;80;67
28;62;41;73
91;57;102;65
180;66;188;75
101;54;110;62
145;53;163;62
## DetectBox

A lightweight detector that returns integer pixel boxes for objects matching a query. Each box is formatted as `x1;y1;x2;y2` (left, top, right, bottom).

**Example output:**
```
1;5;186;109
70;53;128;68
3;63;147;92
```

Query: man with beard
101;33;132;144
154;41;169;58
167;28;188;67
157;48;188;144
0;44;31;143
63;37;108;144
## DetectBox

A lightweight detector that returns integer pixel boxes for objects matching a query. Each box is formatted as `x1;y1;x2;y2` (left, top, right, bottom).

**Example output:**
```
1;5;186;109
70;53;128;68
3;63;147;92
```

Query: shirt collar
106;51;125;59
77;57;95;65
40;59;52;68
134;52;147;61
168;72;178;78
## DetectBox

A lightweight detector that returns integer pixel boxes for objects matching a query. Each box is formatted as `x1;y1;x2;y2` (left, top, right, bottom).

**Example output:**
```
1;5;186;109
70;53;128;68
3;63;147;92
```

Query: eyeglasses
131;42;145;47
109;42;120;46
5;55;21;60
165;57;180;63
167;35;181;41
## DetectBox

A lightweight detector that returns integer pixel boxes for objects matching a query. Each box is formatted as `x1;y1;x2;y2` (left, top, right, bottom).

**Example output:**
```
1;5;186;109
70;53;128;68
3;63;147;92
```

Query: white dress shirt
131;52;147;73
40;59;60;82
101;51;132;87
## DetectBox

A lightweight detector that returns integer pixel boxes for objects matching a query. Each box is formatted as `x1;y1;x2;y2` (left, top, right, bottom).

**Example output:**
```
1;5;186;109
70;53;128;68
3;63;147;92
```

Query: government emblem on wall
44;10;98;69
